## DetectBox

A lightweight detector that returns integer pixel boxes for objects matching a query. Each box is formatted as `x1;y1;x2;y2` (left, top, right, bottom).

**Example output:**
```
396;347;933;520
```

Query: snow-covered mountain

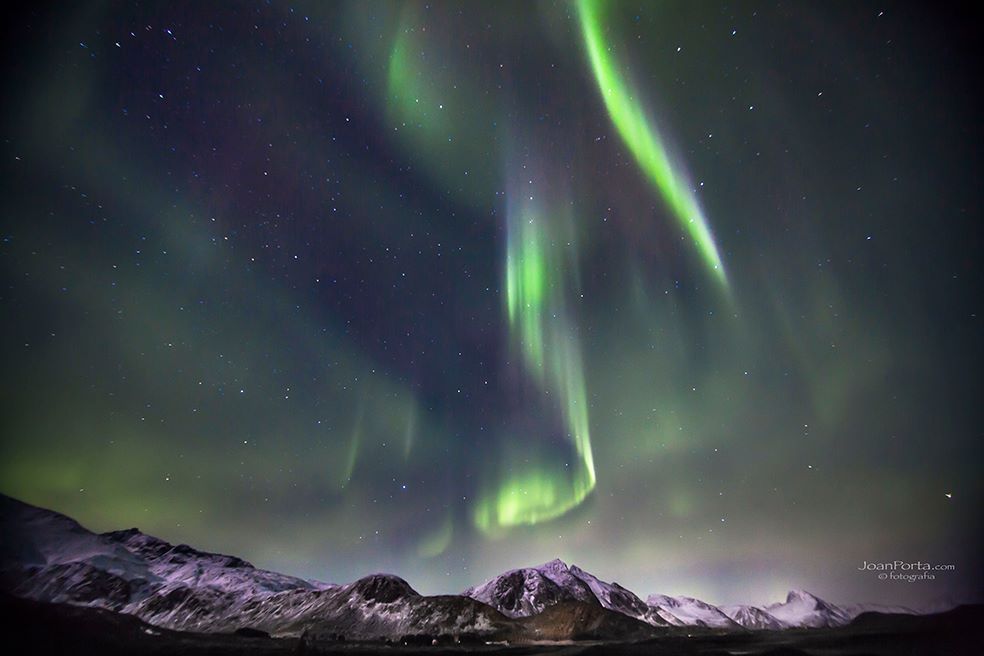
647;594;740;629
103;527;331;597
566;564;672;626
1;494;936;640
462;560;873;633
461;559;598;618
0;495;517;640
462;559;671;627
0;494;153;582
765;589;852;628
720;604;786;630
720;596;917;631
1;494;160;609
254;575;513;641
536;559;602;604
1;494;336;634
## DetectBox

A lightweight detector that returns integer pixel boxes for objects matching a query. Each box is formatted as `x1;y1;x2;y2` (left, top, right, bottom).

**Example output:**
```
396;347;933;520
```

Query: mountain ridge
0;493;932;640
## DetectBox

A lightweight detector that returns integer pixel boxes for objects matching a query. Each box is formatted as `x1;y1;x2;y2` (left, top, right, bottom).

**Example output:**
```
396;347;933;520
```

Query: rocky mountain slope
462;559;671;627
461;559;598;618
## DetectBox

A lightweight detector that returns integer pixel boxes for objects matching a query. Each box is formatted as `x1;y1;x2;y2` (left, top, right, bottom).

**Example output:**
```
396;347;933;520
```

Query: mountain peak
349;574;419;603
721;604;786;631
537;558;570;572
785;589;822;604
462;559;601;618
765;589;850;628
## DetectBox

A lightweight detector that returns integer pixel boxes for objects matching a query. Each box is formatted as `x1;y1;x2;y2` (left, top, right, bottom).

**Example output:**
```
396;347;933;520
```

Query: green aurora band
382;2;726;535
384;10;498;209
474;197;596;535
577;0;727;286
382;8;600;535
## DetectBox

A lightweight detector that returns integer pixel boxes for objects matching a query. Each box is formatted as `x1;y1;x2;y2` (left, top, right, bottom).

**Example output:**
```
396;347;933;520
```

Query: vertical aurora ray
474;187;596;535
402;404;416;461
577;0;727;286
338;383;372;490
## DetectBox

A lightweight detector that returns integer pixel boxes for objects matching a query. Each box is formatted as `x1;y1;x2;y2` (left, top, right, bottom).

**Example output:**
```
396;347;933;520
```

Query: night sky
1;1;981;609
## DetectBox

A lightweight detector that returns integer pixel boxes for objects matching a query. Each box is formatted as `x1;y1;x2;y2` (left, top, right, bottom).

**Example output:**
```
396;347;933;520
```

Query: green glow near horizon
475;201;596;535
577;0;727;286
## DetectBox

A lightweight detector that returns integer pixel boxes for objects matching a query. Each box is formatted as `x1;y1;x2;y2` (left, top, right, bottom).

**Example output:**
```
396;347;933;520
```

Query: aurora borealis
577;0;726;285
0;0;981;610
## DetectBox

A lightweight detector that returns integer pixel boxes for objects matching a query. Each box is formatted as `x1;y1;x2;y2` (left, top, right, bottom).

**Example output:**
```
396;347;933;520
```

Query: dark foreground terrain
1;594;978;656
